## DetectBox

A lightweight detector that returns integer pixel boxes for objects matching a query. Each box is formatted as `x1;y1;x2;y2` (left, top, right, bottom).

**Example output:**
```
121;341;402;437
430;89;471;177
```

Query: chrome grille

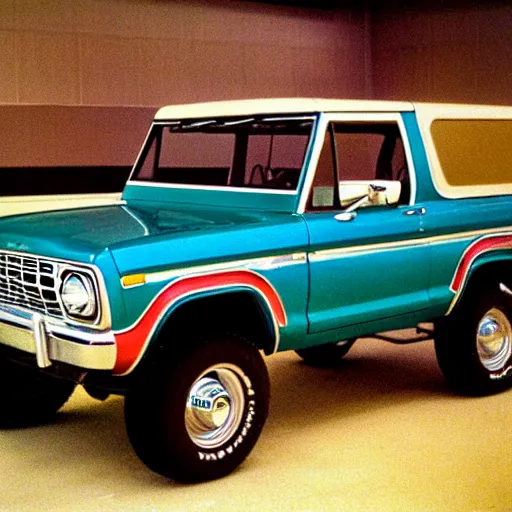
0;252;64;318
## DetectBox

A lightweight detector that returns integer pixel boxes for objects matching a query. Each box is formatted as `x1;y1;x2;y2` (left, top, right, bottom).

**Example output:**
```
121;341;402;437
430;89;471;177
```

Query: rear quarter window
431;119;512;187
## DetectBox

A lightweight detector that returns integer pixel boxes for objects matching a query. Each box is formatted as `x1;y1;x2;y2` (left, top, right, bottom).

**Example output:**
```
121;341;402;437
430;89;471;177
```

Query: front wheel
435;282;512;396
124;336;270;482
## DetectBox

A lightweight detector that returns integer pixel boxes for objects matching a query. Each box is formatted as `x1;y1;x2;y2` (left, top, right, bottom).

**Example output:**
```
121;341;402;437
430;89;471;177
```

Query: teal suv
0;99;511;481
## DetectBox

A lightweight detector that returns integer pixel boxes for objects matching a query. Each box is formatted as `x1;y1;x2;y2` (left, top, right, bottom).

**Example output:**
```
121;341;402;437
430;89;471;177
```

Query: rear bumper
0;305;116;370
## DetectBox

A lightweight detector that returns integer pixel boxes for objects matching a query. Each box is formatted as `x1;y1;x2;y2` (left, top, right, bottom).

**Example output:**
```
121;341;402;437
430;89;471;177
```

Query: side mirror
339;180;402;210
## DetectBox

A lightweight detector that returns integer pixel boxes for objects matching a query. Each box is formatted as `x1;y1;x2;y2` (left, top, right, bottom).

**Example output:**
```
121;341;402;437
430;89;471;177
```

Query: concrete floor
1;337;511;512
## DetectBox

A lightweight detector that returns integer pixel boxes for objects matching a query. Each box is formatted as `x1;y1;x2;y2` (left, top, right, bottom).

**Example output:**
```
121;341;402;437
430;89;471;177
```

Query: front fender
112;270;287;375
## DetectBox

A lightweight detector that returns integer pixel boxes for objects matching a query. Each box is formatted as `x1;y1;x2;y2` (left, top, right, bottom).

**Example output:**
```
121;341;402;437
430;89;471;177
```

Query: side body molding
113;270;287;375
448;234;512;313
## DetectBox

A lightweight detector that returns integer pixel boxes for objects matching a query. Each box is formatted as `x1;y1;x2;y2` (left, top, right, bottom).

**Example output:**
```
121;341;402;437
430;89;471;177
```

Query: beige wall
371;3;512;105
0;0;509;184
0;0;368;106
0;105;155;166
1;1;510;108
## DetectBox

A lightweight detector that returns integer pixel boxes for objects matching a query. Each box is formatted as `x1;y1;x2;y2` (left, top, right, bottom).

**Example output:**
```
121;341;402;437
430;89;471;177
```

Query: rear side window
431;120;512;187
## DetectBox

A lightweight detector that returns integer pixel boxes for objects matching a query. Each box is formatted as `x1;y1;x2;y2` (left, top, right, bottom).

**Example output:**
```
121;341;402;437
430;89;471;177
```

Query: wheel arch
114;270;287;376
449;251;512;314
152;286;282;354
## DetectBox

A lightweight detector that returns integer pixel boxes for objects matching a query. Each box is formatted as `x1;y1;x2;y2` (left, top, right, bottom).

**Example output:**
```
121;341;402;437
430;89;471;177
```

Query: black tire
0;357;76;427
295;339;356;366
435;282;512;396
124;336;270;482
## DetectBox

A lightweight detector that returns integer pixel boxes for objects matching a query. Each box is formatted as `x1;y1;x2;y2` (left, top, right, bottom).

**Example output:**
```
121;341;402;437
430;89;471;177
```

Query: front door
303;113;430;334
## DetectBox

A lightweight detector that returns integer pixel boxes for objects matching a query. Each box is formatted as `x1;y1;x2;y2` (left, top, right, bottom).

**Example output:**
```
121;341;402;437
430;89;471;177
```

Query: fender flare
113;270;287;375
448;234;512;314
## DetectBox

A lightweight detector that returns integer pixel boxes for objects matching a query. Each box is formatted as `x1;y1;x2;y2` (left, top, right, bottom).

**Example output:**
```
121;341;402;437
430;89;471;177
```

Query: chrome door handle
334;212;357;222
403;207;426;216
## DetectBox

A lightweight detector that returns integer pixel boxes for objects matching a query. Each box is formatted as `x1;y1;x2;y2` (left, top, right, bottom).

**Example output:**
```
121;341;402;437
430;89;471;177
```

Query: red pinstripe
450;235;512;293
113;270;286;375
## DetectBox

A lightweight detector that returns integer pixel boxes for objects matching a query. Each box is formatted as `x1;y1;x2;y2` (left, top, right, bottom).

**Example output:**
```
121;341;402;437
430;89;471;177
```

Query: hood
0;203;308;273
0;205;145;264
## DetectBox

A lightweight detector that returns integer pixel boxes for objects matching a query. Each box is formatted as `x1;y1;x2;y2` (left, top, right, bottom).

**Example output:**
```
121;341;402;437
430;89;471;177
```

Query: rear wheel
435;282;512;395
295;339;356;366
125;336;270;482
0;357;76;427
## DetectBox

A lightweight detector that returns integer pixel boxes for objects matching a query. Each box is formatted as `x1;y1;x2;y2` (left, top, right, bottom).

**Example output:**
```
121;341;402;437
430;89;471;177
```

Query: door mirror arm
345;184;387;213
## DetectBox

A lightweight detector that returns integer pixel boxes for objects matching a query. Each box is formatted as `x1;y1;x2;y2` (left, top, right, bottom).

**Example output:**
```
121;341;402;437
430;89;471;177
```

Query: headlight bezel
60;272;97;320
54;263;109;329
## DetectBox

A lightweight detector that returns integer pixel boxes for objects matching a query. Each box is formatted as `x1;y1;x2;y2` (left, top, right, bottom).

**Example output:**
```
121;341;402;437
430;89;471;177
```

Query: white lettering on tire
197;399;256;461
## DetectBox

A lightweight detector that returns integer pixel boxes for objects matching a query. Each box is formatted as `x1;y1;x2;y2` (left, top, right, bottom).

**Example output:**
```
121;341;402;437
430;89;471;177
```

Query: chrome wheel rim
185;364;246;449
476;308;512;372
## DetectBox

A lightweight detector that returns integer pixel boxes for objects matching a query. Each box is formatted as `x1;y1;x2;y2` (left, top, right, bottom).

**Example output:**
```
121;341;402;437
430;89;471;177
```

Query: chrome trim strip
310;226;512;261
0;305;116;344
122;252;308;288
310;238;428;261
152;116;316;125
0;306;116;370
33;312;51;368
125;181;297;195
427;226;512;246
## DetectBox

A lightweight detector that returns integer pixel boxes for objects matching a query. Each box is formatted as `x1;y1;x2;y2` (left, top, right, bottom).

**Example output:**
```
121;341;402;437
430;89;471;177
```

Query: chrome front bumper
0;305;116;370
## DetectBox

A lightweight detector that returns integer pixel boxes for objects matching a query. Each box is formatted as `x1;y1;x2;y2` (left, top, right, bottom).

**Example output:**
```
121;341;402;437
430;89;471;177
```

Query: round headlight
61;273;96;318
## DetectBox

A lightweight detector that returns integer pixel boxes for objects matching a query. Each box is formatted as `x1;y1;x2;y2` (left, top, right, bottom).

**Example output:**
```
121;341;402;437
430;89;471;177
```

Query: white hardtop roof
154;98;415;120
155;98;512;121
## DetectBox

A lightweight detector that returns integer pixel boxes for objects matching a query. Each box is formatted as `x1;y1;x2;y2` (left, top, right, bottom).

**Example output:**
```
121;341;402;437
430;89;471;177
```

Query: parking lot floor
1;336;511;512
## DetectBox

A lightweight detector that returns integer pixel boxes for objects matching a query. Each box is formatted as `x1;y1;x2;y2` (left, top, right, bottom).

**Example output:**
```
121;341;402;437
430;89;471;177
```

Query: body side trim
447;234;512;314
122;252;307;288
310;225;512;261
113;270;287;376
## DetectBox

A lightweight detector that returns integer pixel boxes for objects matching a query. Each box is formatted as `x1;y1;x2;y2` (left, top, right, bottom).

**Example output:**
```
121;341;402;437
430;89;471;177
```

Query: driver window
307;121;411;211
335;130;385;181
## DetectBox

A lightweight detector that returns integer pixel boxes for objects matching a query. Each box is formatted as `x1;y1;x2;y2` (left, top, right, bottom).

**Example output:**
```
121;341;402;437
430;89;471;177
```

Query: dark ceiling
246;0;351;9
247;0;507;9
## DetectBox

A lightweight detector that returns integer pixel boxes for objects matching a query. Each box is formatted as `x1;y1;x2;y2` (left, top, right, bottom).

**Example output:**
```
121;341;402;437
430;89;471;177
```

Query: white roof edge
155;98;512;121
154;98;415;120
414;102;512;119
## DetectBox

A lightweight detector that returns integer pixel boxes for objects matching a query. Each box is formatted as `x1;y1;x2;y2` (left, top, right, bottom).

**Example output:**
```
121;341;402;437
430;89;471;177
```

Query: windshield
131;116;314;191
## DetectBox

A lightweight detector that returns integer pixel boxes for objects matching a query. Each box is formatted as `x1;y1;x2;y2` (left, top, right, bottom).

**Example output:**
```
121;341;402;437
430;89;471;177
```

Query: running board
373;323;434;345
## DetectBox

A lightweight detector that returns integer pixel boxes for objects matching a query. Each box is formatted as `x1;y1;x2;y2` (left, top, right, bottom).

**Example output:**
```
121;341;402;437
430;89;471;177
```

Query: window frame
297;113;418;214
127;117;316;195
414;103;512;200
